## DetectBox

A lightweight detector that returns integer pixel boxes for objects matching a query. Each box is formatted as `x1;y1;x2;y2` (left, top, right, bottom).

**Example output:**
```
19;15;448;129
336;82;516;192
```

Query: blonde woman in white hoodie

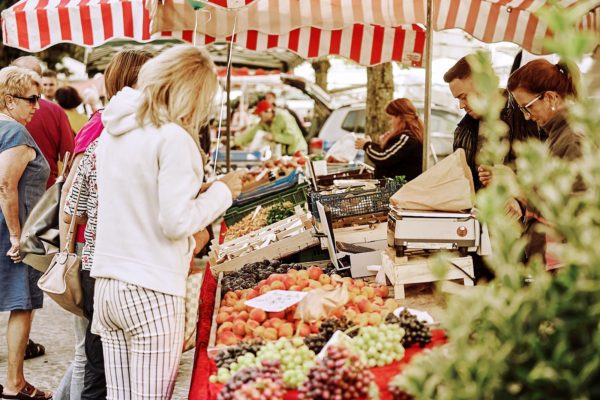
91;45;242;399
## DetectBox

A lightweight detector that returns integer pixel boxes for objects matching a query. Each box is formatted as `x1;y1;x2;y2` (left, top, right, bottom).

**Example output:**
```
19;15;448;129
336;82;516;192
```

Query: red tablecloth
188;267;446;400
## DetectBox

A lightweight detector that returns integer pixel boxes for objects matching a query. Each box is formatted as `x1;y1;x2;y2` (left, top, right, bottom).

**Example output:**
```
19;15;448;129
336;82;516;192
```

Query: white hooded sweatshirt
92;87;232;297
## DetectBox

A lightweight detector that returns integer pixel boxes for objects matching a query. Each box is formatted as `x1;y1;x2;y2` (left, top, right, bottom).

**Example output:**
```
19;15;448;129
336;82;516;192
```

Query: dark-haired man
41;70;58;101
444;55;542;191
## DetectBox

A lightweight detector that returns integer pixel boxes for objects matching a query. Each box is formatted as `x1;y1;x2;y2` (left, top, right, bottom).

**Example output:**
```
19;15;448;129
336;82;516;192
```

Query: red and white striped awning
152;0;600;57
2;0;599;65
2;0;153;52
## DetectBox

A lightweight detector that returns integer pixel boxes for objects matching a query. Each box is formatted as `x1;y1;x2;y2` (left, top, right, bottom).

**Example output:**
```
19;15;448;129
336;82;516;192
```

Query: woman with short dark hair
55;86;88;135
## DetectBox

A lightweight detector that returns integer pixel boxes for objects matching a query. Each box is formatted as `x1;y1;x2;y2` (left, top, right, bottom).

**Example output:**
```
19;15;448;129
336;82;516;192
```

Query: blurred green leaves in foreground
389;3;600;399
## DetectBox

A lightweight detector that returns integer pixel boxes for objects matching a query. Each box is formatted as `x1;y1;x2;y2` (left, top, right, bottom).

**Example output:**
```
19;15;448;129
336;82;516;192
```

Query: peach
246;289;260;300
344;309;358;322
237;310;249;321
357;299;374;313
278;323;294;338
234;289;243;298
249;308;267;323
218;331;239;346
374;285;390;298
331;307;345;319
245;320;260;334
268;311;286;320
286;269;298;277
217;321;233;334
234;301;247;312
216;312;229;324
233;320;246;337
308;280;322;289
309;322;320;334
296;279;310;289
319;274;331;285
282;275;295;290
302;287;312;292
353;295;368;305
289;285;302;292
297;322;311;337
267;274;286;284
221;306;234;314
354;279;366;289
368;313;382;326
254;326;266;339
263;327;278;341
356;313;369;326
362;286;375;299
259;286;271;295
307;266;323;281
297;270;309;280
270;281;285;291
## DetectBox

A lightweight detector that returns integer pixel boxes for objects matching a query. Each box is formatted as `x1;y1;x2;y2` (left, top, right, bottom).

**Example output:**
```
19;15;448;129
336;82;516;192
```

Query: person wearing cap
235;100;308;156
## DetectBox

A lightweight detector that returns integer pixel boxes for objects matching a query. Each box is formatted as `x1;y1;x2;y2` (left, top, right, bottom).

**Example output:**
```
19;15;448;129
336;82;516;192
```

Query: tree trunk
366;62;394;140
311;58;331;92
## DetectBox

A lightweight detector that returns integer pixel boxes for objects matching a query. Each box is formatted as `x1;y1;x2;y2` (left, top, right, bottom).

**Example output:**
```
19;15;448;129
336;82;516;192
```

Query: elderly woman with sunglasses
507;59;584;265
0;67;52;399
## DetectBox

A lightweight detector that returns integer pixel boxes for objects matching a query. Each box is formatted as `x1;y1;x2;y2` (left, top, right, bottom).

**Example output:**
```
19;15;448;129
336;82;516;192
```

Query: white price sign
244;290;307;312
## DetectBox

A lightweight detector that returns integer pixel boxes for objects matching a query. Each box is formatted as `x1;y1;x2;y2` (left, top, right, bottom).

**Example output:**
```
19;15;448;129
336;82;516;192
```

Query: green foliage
390;4;600;399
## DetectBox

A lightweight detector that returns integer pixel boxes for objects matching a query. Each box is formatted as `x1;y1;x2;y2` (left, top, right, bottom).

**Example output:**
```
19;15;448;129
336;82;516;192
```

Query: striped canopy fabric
2;0;599;65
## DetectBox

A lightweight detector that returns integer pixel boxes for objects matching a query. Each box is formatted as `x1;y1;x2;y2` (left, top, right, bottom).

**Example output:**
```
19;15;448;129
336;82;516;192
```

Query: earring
551;106;556;111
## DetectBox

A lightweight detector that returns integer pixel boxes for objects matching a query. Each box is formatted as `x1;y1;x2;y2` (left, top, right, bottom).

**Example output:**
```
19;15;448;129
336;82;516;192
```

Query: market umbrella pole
226;40;232;173
422;0;433;172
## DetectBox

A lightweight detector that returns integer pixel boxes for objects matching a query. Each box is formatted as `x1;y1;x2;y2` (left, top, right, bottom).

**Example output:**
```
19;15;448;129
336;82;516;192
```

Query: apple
353;295;368;305
374;285;389;298
249;308;267;323
246;289;260;300
289;285;301;292
309;322;320;334
232;320;246;336
287;269;298;277
296;322;311;337
234;289;243;298
254;326;266;339
297;279;310;289
264;318;283;330
221;306;234;314
331;307;345;319
278;323;294;338
282;275;295;290
218;331;239;346
353;279;366;289
234;301;246;312
307;266;323;281
237;310;249;321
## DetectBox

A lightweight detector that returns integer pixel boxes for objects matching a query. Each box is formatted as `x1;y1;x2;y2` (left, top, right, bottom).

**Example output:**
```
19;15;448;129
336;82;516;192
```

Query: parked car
281;74;461;164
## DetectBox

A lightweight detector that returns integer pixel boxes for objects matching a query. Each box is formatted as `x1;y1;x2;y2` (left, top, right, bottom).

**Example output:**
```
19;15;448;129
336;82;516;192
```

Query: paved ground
0;295;195;400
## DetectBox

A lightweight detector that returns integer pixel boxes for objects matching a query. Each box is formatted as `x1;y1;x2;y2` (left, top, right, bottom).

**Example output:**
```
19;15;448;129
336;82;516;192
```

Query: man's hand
220;170;245;200
7;235;22;263
505;198;523;220
478;165;492;187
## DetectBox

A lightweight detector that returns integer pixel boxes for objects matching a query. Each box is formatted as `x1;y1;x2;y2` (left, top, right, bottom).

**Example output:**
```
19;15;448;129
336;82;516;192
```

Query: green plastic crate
223;182;310;227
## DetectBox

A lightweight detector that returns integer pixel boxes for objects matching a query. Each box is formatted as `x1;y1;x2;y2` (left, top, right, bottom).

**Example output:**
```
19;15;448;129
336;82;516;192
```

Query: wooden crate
210;212;320;273
381;248;474;299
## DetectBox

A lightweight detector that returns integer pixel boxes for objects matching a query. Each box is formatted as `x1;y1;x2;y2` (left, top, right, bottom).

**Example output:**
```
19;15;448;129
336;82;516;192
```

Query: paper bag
390;149;475;212
294;285;349;323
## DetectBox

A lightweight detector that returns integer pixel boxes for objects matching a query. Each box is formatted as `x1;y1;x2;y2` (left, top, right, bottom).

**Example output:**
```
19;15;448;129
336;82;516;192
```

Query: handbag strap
64;177;84;252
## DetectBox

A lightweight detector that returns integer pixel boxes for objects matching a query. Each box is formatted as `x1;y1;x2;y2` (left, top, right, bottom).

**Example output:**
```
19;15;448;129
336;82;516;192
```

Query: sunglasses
517;92;544;117
12;94;41;105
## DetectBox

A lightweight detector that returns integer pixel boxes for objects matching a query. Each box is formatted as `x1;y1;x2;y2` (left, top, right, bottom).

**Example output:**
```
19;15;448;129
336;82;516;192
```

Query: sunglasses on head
11;94;41;105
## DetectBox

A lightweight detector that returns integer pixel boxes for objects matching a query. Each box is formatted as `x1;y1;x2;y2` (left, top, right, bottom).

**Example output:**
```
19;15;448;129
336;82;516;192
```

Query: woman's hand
355;137;371;150
220;170;245;200
6;235;22;263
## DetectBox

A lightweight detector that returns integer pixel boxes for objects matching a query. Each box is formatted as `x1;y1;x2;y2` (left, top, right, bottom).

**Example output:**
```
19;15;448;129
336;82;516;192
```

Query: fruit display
298;344;375;400
385;309;432;348
215;340;265;370
214;264;397;346
216;360;283;400
349;324;405;368
213;338;316;389
303;317;356;354
224;206;274;241
265;201;295;225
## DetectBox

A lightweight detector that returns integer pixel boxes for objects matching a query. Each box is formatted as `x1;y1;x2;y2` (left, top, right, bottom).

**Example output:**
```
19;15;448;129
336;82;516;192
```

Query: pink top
73;111;104;243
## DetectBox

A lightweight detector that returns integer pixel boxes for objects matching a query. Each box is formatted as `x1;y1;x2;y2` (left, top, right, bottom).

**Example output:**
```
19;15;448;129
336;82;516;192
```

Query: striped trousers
92;278;185;400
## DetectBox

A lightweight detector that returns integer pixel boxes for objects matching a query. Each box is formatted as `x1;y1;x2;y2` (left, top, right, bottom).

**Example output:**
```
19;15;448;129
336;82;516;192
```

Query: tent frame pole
423;0;434;171
226;40;233;173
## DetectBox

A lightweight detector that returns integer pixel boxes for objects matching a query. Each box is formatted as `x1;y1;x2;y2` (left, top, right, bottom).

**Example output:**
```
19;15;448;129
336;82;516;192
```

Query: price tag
244;290;307;312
